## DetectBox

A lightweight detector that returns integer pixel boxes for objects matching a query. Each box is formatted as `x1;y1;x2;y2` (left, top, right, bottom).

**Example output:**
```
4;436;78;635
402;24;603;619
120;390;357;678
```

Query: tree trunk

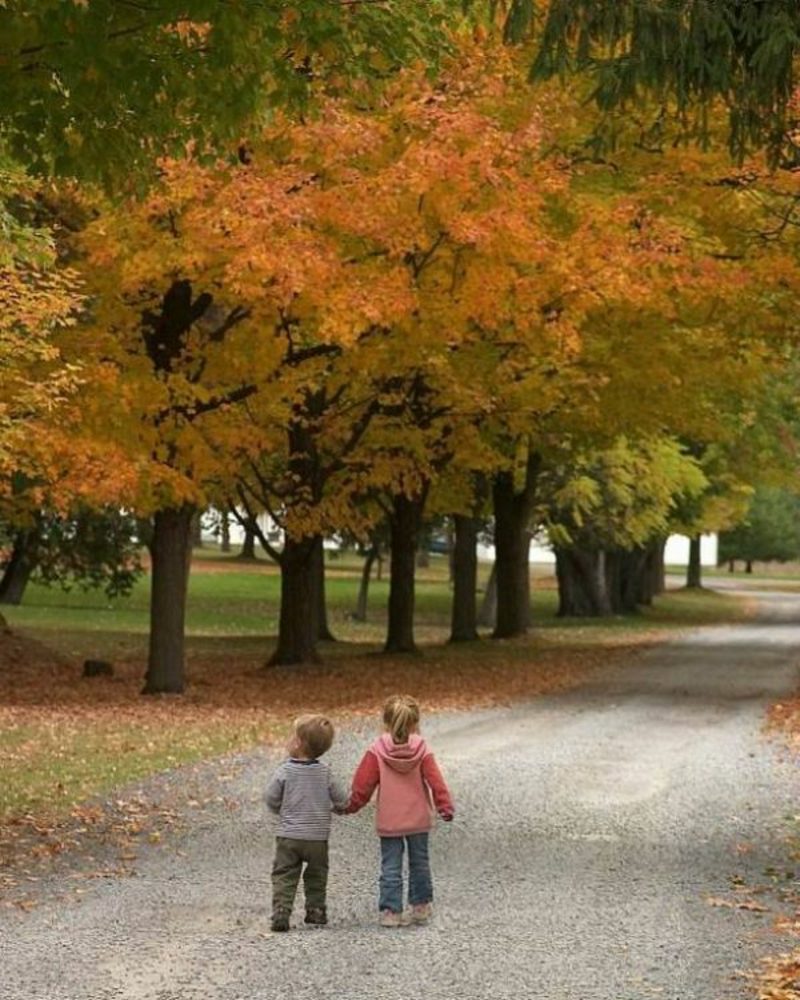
220;509;231;553
449;515;480;642
555;546;612;617
686;535;702;589
238;518;258;560
606;547;649;613
0;531;37;605
270;536;318;666
353;546;378;622
477;561;497;629
728;558;735;573
310;535;336;642
142;505;194;695
746;559;753;574
385;492;426;654
638;538;666;605
492;456;539;639
654;539;667;595
447;521;455;583
416;545;430;569
191;511;204;548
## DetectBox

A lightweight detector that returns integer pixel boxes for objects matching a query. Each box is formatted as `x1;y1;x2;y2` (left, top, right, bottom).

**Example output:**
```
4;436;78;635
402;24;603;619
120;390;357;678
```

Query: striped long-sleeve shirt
265;759;348;841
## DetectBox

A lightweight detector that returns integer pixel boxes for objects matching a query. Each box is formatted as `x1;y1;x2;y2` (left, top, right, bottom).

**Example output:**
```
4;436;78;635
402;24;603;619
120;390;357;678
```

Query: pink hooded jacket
346;732;454;837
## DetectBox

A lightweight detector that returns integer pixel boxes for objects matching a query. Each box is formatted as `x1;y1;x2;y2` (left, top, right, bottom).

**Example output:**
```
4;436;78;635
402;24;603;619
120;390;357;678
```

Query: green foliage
528;0;800;161
503;0;535;43
0;0;461;185
1;506;143;598
718;487;800;565
544;436;707;549
0;161;57;268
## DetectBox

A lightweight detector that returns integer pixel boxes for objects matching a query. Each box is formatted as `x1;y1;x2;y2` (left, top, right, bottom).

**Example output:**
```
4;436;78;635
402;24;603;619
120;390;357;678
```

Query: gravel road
3;589;800;1000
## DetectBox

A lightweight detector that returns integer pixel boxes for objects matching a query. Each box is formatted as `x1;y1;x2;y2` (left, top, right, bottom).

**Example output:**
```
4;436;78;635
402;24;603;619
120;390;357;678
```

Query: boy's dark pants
271;837;329;916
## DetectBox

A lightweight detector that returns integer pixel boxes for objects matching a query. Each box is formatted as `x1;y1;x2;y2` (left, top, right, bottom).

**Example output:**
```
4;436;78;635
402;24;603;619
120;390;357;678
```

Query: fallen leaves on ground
746;687;800;998
766;699;800;756
706;896;770;913
751;953;800;1000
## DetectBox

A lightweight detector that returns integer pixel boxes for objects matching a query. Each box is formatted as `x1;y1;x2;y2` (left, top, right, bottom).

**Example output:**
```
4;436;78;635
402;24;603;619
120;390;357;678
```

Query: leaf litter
738;693;800;998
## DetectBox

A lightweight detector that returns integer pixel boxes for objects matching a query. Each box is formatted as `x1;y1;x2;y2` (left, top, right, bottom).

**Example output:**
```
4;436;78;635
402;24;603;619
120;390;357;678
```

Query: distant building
663;534;718;567
477;534;718;567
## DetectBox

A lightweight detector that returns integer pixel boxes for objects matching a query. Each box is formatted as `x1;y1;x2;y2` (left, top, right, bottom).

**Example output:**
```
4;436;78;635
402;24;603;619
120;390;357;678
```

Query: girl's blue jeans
379;833;433;913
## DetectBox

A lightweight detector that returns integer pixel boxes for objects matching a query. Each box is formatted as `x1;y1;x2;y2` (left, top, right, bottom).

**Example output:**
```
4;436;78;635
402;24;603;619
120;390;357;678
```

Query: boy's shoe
271;911;290;932
304;907;327;926
409;902;433;924
379;909;403;928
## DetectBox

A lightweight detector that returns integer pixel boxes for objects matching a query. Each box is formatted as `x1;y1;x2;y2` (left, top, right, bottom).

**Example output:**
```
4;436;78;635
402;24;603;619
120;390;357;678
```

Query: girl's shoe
379;909;403;928
409;902;433;924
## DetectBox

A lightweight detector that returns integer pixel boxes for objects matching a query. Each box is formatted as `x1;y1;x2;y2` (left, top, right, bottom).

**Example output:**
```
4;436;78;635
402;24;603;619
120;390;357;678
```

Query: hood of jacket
372;732;427;773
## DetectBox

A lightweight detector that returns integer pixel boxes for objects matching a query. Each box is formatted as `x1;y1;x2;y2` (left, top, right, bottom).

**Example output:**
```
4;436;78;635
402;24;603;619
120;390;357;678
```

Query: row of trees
719;490;800;572
3;4;799;693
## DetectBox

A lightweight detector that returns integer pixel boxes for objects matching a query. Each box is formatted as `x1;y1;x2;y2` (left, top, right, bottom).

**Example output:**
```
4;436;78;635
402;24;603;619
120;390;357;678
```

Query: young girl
345;694;454;927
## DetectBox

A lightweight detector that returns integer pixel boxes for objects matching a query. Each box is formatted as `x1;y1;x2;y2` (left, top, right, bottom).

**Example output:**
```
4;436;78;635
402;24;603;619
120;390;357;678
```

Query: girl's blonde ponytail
383;694;420;744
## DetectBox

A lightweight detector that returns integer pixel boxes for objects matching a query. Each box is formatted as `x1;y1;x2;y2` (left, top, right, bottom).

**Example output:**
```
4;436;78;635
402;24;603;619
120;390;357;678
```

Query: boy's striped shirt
265;759;348;841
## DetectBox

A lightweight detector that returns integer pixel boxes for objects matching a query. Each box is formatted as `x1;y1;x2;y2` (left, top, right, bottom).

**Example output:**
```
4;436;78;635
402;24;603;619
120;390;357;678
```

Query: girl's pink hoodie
345;732;454;837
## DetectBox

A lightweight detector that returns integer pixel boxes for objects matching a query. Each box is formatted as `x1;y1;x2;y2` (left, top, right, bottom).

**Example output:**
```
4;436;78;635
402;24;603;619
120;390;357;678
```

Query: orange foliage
75;43;759;536
0;245;83;484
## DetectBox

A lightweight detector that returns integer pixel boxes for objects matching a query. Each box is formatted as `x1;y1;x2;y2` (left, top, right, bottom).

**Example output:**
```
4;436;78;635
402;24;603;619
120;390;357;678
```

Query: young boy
265;714;348;932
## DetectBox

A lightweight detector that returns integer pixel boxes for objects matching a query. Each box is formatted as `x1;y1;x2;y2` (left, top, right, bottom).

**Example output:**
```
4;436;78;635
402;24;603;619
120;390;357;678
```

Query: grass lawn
0;548;751;844
668;561;800;587
6;549;749;656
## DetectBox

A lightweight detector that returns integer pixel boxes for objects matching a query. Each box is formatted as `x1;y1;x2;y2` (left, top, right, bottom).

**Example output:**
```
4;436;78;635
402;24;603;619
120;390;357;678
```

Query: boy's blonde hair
294;714;335;759
383;694;420;745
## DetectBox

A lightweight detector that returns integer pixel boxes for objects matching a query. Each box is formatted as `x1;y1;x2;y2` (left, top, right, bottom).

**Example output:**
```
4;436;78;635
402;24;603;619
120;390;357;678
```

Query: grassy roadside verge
0;554;751;877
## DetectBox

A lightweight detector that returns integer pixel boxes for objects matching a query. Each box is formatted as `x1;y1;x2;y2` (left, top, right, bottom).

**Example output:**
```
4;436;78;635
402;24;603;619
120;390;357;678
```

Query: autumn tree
0;165;83;482
226;342;386;666
545;438;706;616
0;164;103;627
78;191;263;692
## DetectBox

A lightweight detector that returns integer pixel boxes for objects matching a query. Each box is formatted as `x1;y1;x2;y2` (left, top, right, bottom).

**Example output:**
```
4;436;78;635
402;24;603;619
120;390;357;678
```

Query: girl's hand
439;810;454;823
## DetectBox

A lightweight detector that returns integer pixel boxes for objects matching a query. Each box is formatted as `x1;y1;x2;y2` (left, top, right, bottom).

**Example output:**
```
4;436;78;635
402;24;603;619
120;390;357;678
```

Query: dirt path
2;588;800;1000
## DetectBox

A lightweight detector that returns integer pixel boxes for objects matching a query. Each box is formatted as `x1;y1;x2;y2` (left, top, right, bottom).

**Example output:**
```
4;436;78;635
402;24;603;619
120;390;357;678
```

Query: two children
265;695;453;931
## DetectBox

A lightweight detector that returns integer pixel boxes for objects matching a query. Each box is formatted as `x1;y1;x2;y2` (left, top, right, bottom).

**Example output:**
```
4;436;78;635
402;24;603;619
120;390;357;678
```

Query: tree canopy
0;0;459;183
719;488;800;567
524;0;800;161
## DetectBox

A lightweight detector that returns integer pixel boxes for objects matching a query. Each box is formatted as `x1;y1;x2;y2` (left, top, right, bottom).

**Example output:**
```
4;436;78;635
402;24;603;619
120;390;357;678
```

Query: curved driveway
3;589;800;1000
